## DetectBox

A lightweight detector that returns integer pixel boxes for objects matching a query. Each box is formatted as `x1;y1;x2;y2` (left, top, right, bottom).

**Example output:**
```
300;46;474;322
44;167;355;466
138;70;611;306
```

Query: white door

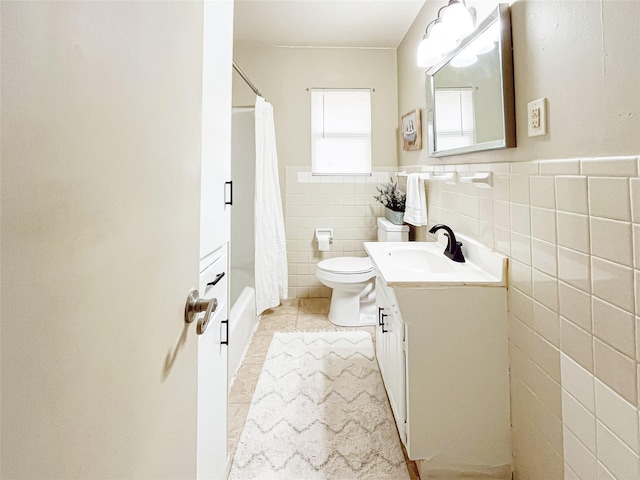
1;2;228;478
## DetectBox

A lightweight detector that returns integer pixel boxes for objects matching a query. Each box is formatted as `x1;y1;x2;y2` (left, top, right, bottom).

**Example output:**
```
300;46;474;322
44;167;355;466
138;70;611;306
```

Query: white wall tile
559;281;592;332
592;296;636;358
533;270;559;312
594;339;638;407
561;317;594;372
510;260;533;296
589;177;631;221
510;287;534;327
634;225;640;270
512;161;540;175
631;178;640;224
596;421;640;480
531;207;557;243
540;159;581;176
512;231;532;265
493;173;510;201
558;246;591;293
561;353;596;413
595;379;640;454
563;389;597;453
530;175;557;209
556;176;589;214
532;238;558;276
581;157;638;177
535;333;561;383
590;217;633;267
493;200;510;228
510;174;531;205
591;257;634;313
596;462;617;480
511;316;535;359
563;426;597;480
534;300;560;346
557;211;590;254
494;227;510;256
511;203;531;235
565;464;581;480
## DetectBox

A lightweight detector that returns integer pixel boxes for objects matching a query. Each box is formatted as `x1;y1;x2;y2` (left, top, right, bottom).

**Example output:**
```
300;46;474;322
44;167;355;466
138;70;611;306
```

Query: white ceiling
234;0;426;49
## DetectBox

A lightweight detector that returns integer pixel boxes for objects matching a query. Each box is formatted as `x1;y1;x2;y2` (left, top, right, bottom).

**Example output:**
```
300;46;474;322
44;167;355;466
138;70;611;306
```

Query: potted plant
374;178;406;225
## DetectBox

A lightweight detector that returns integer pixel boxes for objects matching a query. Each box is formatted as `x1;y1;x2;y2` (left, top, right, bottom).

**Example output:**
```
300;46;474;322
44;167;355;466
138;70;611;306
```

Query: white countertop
364;233;507;288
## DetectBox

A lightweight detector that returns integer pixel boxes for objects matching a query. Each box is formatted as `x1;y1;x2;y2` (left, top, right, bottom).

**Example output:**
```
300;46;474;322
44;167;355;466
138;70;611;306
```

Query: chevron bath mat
228;330;410;480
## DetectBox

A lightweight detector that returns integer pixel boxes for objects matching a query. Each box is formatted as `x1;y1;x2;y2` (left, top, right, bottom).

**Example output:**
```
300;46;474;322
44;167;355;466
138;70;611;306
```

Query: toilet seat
316;257;375;284
317;257;374;275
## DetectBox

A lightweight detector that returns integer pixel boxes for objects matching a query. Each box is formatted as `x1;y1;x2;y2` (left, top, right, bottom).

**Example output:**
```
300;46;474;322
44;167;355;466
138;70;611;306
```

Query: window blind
311;88;372;175
434;88;475;151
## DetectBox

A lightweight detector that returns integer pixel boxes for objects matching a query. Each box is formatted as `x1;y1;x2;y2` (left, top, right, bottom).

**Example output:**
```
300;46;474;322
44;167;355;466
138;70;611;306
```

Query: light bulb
417;36;444;68
442;1;474;41
430;19;457;55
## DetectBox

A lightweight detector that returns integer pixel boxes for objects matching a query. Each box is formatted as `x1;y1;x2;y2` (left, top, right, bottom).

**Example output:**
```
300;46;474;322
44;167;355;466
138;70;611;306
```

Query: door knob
184;289;218;335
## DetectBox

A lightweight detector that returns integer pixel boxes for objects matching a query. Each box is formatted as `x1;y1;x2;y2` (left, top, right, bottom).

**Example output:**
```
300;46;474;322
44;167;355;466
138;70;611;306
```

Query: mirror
425;4;515;158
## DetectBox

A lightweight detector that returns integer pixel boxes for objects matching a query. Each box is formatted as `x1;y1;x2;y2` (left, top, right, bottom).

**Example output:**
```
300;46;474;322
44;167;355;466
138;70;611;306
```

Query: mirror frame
425;4;515;158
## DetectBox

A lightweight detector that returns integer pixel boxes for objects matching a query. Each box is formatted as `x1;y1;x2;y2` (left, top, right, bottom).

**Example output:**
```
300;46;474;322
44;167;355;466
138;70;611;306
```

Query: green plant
374;178;406;212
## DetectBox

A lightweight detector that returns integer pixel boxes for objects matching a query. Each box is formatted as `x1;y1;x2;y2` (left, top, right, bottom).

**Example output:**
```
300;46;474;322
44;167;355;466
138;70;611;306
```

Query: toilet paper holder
316;229;333;241
315;228;333;249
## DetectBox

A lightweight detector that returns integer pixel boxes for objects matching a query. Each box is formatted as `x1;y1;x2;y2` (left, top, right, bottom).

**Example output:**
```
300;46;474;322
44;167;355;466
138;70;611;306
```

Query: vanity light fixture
416;0;477;68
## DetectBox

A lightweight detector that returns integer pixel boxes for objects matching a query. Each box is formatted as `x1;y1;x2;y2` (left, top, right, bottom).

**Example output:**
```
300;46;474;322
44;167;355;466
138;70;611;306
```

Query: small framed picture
401;109;422;151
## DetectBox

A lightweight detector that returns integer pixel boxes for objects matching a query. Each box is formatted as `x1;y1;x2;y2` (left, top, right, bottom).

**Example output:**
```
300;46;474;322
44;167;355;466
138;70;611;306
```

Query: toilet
316;217;409;327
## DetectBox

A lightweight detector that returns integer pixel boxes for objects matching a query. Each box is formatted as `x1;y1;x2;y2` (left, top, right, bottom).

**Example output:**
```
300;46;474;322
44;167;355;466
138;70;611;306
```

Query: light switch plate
528;98;547;137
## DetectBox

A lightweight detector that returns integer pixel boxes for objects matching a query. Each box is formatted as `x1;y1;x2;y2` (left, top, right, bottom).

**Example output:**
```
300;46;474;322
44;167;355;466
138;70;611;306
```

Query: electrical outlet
528;98;547;137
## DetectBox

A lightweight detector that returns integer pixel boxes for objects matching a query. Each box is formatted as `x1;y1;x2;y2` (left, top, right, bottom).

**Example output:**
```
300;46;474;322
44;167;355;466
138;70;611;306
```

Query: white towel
403;173;428;226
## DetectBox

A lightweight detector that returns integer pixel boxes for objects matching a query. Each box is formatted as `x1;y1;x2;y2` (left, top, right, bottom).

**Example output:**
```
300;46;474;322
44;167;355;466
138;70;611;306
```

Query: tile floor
227;297;420;479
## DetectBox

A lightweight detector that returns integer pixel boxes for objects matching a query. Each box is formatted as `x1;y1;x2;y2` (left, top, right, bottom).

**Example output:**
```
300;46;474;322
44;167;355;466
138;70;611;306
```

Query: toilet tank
377;217;409;242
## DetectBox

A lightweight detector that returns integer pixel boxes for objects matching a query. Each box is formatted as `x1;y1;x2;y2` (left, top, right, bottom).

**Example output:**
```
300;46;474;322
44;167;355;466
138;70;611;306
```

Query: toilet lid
317;257;373;274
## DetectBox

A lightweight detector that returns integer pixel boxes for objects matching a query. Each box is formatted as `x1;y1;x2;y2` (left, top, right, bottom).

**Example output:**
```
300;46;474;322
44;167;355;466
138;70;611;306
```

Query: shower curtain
254;96;288;314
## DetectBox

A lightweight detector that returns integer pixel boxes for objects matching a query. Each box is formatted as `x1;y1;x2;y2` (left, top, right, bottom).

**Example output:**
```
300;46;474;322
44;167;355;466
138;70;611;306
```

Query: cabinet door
199;0;232;261
375;281;389;378
385;310;407;444
197;250;229;478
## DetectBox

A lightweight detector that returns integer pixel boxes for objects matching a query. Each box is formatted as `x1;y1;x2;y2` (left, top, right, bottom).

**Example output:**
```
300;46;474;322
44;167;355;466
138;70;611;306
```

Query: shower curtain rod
232;61;263;98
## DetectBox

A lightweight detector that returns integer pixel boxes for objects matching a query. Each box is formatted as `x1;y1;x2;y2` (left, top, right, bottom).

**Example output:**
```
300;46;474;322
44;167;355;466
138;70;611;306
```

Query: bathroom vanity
364;235;512;479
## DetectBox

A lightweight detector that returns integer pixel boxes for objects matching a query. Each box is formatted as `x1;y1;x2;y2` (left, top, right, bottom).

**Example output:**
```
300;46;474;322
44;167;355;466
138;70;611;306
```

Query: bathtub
228;285;259;387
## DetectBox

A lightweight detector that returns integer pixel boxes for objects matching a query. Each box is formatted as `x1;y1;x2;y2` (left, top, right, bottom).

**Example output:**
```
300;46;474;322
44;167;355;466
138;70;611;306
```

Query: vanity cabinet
374;275;511;477
375;281;407;443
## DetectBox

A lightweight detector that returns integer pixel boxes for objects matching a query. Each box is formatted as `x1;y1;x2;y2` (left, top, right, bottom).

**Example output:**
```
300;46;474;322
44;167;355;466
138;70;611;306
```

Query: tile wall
284;166;394;298
410;155;640;480
283;156;640;479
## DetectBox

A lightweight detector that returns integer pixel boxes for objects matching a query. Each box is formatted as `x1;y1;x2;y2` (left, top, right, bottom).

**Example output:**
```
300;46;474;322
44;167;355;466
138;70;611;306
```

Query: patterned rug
228;331;410;480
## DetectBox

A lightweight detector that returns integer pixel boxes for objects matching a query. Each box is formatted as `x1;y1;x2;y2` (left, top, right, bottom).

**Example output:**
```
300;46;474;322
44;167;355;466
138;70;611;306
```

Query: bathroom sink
364;233;507;287
384;246;456;274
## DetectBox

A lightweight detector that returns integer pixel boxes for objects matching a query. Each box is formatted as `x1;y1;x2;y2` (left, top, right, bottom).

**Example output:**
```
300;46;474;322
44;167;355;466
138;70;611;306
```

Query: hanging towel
403;173;428;226
254;97;288;314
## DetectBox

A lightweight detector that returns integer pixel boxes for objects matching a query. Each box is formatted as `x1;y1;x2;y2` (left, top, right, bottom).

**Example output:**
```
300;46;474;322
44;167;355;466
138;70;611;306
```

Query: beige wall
232;43;400;297
397;1;640;479
233;43;399;171
398;0;640;166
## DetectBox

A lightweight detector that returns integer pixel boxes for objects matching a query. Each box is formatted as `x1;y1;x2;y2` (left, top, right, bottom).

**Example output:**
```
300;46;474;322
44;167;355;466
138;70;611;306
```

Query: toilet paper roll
317;235;330;251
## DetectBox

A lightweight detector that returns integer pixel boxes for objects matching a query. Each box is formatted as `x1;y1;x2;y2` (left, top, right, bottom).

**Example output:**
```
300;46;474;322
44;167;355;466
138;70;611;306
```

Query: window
434;87;475;151
311;88;371;175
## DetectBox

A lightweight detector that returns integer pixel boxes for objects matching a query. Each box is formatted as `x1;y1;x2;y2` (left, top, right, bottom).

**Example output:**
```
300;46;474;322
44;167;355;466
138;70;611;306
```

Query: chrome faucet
428;224;465;263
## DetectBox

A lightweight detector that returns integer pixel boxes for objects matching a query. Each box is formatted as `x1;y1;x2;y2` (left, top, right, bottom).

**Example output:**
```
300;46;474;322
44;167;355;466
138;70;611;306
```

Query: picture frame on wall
401;109;422;151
